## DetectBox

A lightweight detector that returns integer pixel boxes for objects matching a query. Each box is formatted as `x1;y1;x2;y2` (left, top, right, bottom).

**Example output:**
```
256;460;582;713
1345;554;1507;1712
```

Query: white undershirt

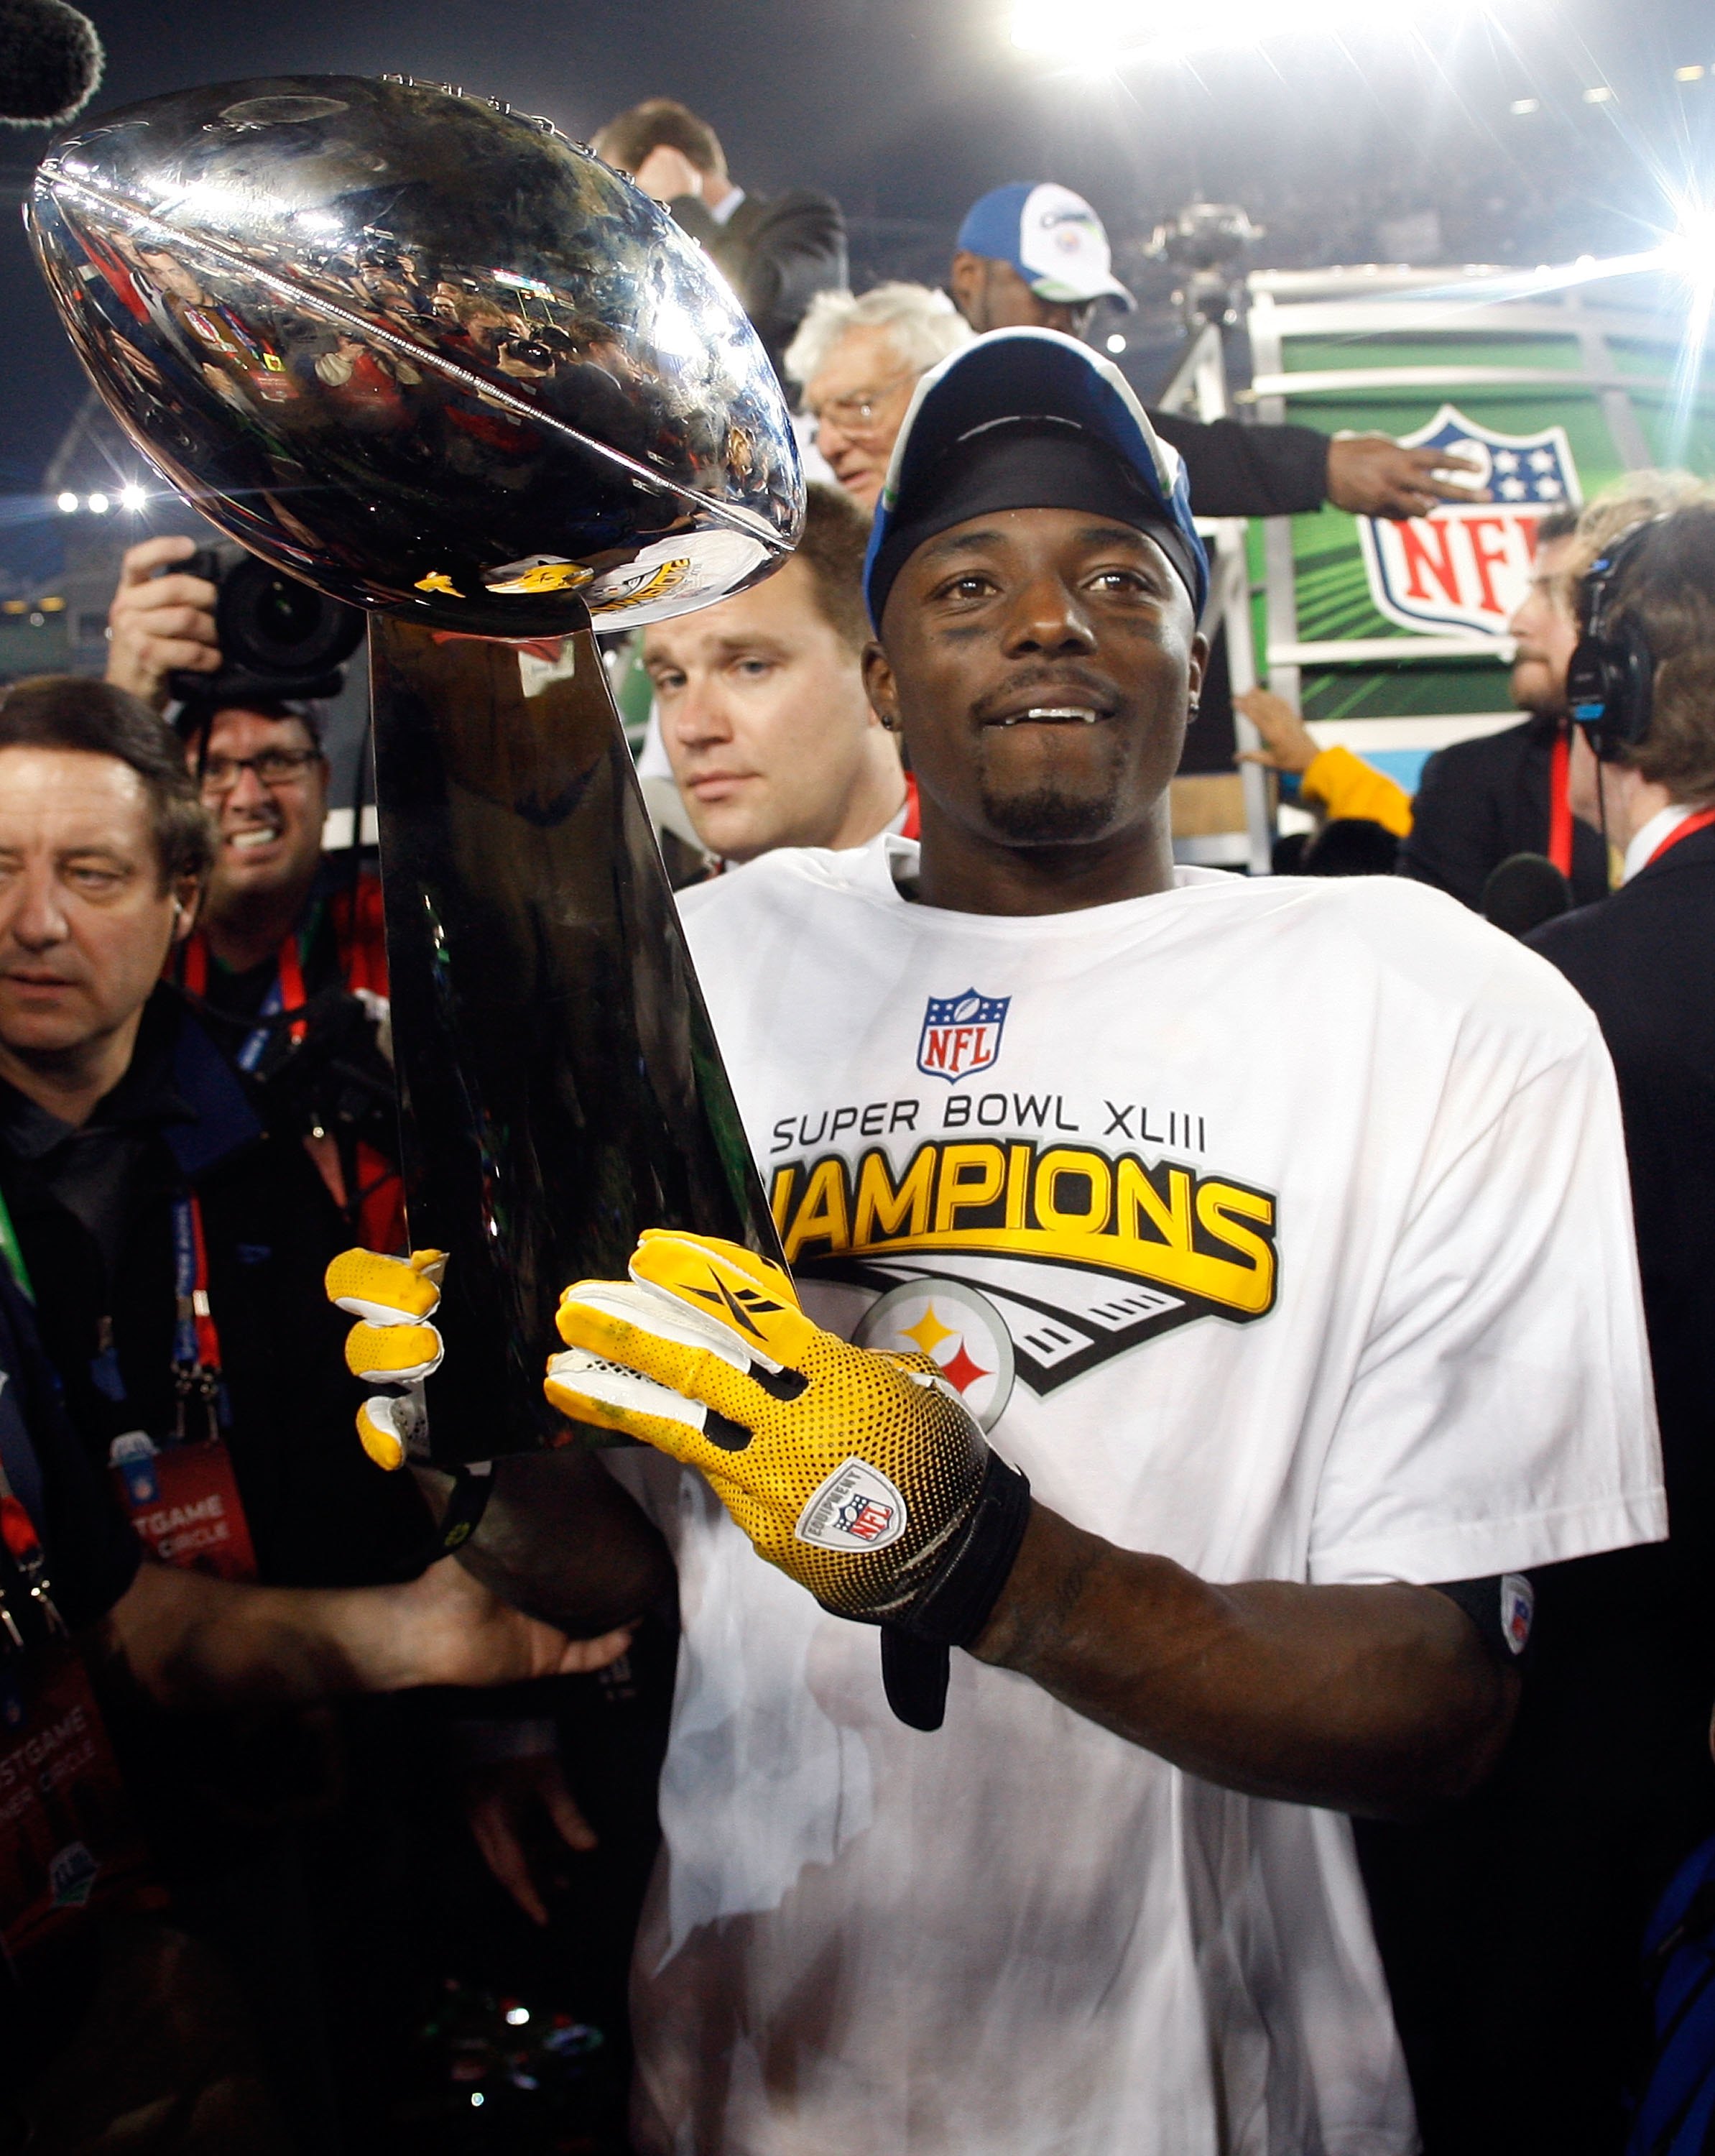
1622;802;1693;883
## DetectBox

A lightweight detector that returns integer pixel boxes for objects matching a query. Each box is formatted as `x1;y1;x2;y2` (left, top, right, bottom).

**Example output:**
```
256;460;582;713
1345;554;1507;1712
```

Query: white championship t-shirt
611;836;1664;2156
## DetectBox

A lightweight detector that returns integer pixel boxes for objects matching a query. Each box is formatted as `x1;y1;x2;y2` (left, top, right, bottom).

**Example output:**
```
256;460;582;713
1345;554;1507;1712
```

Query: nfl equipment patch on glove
543;1230;1031;1729
325;1246;446;1471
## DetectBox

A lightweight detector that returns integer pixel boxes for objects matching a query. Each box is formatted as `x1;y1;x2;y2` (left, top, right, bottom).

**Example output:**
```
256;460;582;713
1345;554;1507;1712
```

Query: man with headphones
1534;504;1715;1630
1362;505;1715;2155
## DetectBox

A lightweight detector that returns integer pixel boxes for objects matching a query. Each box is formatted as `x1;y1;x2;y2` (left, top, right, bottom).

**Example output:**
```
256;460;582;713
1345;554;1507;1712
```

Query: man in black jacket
0;672;637;2147
1532;503;1715;1630
1522;503;1715;2150
1359;505;1715;2156
591;98;846;382
1400;510;1610;910
947;183;1485;522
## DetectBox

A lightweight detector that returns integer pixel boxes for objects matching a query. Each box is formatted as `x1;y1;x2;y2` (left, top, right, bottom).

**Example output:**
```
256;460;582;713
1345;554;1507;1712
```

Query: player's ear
862;640;901;733
169;875;203;942
1185;631;1210;711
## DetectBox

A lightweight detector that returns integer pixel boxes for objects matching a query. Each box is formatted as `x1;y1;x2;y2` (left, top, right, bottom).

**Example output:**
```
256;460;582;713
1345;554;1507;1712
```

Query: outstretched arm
971;1506;1516;1818
91;1547;633;1714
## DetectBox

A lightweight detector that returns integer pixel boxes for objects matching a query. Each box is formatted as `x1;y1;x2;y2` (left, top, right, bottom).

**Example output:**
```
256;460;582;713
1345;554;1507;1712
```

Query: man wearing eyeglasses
106;535;399;1249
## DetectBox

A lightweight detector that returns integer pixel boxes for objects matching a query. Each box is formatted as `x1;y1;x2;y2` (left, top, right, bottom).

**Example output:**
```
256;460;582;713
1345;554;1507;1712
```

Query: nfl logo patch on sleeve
795;1458;908;1553
1501;1572;1535;1655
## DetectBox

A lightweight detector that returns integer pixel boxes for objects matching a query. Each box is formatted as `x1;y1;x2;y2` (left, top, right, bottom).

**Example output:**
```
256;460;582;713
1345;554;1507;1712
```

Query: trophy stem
369;620;778;1465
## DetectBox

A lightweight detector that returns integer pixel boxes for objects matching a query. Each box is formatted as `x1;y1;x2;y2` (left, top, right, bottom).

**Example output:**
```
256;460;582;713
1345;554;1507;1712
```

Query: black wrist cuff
879;1454;1032;1735
902;1450;1034;1649
394;1461;495;1580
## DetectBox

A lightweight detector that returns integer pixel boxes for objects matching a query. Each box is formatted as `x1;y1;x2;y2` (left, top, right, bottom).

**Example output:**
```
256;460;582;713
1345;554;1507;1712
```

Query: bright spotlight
1583;85;1615;104
1106;332;1127;353
118;483;147;512
1675;65;1706;83
86;492;110;513
55;491;78;513
1663;203;1715;290
1510;97;1540;115
1011;0;1458;65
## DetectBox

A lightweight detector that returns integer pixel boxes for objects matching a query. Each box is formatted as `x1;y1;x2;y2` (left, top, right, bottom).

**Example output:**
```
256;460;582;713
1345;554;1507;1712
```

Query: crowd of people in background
2;79;1714;2156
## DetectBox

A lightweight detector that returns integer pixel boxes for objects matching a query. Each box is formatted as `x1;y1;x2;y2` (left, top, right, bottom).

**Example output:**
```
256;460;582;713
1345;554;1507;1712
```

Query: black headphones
1566;521;1658;764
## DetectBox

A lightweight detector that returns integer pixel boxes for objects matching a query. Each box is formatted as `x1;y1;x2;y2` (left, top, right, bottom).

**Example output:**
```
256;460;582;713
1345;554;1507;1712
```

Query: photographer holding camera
106;535;402;1250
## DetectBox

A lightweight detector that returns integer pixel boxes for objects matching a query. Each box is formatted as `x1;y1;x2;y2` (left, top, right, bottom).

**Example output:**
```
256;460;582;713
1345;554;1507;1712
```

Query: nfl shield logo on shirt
917;990;1010;1083
1356;403;1582;639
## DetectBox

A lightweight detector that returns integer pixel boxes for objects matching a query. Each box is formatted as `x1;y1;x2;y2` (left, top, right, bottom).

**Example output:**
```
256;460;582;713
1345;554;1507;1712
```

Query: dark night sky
0;0;1709;563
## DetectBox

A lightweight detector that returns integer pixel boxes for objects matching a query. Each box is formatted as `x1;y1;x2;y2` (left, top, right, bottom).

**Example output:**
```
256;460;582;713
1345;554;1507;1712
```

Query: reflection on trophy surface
30;74;803;1462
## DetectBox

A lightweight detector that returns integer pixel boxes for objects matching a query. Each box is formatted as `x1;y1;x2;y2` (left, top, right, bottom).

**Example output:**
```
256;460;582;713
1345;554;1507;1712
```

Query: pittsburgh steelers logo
854;1279;1015;1431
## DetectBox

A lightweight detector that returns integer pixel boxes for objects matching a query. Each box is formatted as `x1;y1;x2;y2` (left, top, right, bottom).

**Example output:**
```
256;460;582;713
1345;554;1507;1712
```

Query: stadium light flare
1009;0;1470;66
86;491;109;513
55;490;77;512
1662;203;1715;293
118;483;147;511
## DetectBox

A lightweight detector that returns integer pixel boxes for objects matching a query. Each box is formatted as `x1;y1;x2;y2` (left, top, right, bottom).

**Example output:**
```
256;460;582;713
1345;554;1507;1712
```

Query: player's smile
975;668;1123;732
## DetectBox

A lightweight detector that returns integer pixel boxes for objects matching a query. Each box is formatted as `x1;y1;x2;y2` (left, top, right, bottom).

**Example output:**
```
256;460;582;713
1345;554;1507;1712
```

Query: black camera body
167;543;366;711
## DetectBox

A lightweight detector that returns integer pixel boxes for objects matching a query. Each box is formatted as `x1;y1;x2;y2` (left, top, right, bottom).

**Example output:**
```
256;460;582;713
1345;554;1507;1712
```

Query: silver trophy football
29;75;802;1465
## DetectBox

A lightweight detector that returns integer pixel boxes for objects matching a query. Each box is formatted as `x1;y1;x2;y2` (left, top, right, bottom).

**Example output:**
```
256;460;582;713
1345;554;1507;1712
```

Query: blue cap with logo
956;183;1135;309
863;328;1208;630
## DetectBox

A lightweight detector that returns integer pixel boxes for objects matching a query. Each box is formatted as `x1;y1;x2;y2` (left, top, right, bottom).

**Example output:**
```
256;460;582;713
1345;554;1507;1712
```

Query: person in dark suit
1533;502;1715;1637
1359;503;1715;2156
591;98;846;382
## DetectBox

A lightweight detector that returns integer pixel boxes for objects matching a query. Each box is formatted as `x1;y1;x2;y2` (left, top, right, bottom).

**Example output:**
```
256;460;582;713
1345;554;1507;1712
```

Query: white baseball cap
956;183;1134;309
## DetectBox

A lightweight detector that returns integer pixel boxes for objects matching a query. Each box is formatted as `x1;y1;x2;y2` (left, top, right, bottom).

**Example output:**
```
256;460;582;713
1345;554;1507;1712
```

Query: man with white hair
786;283;973;512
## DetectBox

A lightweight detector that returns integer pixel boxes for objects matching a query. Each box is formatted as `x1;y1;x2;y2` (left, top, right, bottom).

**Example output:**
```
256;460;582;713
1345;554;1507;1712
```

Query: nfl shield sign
1356;404;1582;638
917;990;1010;1084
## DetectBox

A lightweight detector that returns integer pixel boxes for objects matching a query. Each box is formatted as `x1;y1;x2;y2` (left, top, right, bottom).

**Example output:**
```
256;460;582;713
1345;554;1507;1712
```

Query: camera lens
217;555;366;678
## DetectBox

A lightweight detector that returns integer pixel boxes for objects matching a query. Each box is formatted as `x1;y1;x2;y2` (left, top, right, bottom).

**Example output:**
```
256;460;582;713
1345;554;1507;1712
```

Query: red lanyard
901;773;921;842
1645;806;1715;870
0;1455;62;1646
171;1188;221;1379
182;929;309;1047
1548;726;1574;878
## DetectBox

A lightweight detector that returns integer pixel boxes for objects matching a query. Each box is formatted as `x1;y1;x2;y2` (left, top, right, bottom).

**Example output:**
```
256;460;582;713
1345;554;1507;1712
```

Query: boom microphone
1482;852;1573;940
0;0;101;127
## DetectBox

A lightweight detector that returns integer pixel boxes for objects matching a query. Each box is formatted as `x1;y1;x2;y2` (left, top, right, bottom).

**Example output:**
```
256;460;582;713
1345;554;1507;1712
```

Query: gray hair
784;282;974;390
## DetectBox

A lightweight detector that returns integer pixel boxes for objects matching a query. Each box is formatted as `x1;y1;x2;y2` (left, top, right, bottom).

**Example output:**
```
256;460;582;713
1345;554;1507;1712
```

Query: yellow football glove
325;1247;447;1471
543;1230;1032;1728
